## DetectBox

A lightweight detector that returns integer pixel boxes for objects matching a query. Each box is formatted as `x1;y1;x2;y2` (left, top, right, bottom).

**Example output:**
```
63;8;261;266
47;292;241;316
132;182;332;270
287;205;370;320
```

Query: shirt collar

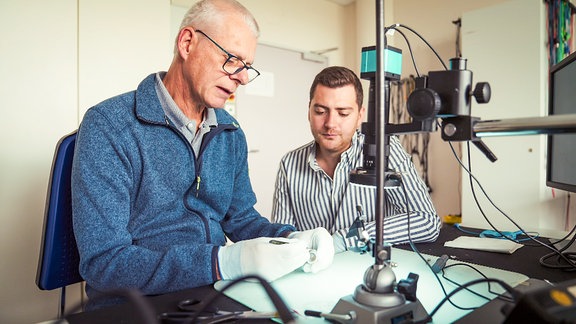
154;72;218;138
309;131;361;171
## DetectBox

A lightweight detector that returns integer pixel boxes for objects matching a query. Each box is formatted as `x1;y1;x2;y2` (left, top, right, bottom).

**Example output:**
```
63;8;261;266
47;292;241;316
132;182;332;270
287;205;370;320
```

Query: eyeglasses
195;30;260;84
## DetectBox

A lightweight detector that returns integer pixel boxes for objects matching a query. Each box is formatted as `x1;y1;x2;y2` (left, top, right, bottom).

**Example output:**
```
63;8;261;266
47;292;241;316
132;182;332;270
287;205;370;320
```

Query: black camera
407;58;491;144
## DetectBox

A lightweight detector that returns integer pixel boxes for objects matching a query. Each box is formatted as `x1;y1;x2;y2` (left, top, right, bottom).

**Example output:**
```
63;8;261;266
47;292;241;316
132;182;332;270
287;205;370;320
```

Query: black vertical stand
330;0;430;322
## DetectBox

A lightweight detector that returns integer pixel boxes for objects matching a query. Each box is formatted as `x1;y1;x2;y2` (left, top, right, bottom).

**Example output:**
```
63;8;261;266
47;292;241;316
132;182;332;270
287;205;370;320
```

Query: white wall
460;0;576;234
389;0;576;235
1;0;170;322
393;0;514;220
1;1;79;322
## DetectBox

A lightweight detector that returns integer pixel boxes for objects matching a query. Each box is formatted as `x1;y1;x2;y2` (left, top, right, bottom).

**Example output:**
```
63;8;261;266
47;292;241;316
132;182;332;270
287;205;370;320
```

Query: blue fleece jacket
71;73;295;309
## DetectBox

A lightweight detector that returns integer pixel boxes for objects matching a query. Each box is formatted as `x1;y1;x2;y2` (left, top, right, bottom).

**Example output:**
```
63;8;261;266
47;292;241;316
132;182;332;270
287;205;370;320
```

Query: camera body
408;58;490;120
407;58;491;141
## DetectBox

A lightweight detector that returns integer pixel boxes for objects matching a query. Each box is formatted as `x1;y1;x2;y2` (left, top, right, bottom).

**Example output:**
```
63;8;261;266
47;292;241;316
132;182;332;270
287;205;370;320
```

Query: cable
189;275;296;324
464;141;576;269
442;263;515;303
385;23;448;70
424;278;519;321
399;176;483;313
442;131;576;271
387;28;421;77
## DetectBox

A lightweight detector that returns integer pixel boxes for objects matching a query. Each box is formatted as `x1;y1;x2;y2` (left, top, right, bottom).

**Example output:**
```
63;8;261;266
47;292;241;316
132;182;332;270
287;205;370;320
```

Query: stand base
331;294;429;324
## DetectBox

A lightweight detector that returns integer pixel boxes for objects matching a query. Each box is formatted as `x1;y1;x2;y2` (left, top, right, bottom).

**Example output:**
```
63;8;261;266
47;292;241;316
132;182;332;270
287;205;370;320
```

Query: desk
65;225;573;323
395;224;576;283
214;248;527;323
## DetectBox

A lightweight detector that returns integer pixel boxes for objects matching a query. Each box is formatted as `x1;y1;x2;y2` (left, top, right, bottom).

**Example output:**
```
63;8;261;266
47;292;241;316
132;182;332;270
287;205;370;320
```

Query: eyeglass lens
223;57;259;83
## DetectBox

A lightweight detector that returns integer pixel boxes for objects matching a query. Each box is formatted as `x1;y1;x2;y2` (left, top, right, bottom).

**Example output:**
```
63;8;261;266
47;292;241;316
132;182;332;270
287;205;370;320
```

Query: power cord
186;275;296;324
398;175;509;319
459;139;576;271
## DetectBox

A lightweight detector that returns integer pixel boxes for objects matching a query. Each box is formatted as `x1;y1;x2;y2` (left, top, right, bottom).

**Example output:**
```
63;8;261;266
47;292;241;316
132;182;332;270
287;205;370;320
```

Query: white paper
444;236;524;254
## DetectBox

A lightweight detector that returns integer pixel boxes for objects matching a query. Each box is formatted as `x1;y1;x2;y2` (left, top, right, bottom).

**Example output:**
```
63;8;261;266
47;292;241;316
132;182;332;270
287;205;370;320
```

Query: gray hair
173;0;259;54
179;0;259;36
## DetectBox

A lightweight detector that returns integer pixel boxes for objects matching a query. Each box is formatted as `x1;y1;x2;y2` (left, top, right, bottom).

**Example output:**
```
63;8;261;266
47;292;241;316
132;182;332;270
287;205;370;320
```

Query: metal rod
474;114;576;137
375;0;387;265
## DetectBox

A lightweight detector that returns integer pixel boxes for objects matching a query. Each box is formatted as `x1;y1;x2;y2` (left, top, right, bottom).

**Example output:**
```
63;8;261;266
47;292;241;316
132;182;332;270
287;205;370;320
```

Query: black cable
443;131;576;271
386;23;448;70
385;27;421;77
399;176;481;313
442;263;514;303
425;278;519;320
188;275;296;324
441;264;490;302
464;142;576;269
452;18;462;58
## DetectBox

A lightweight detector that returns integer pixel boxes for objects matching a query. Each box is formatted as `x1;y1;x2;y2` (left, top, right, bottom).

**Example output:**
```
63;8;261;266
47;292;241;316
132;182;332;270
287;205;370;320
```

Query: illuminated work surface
215;248;529;323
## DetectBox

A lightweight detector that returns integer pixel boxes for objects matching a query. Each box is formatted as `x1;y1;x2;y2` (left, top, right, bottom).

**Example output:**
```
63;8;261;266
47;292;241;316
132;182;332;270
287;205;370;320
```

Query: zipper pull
195;176;201;197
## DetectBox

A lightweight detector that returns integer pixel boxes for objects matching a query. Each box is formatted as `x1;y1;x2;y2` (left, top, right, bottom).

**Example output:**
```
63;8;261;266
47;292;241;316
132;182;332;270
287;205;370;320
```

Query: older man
72;0;333;310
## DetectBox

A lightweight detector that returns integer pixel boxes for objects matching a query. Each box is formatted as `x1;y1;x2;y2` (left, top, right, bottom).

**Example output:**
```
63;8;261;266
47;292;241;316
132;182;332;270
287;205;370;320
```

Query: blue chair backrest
36;131;83;290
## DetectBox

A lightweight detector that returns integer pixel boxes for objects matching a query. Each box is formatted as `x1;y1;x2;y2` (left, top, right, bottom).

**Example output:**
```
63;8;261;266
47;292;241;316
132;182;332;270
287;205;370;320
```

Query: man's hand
288;227;334;273
218;237;309;282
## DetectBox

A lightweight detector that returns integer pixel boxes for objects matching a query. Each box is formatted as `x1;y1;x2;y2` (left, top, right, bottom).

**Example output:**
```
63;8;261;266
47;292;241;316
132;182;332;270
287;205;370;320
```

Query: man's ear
358;105;367;126
176;27;195;59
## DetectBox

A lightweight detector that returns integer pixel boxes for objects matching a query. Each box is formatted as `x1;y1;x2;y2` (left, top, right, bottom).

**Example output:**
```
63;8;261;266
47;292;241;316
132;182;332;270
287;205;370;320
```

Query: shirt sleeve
343;136;441;248
271;157;295;226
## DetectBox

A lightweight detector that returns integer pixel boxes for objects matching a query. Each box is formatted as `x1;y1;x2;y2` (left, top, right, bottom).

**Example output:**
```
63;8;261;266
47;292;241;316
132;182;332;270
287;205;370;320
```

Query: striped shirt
272;132;441;248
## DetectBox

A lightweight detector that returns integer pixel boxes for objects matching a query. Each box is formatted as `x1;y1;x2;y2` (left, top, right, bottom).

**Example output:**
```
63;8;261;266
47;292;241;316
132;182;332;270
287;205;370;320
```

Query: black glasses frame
195;29;260;83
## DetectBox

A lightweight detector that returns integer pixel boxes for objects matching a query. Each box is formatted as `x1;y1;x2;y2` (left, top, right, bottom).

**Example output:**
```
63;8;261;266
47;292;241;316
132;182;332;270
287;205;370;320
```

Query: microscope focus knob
406;88;441;120
472;82;491;104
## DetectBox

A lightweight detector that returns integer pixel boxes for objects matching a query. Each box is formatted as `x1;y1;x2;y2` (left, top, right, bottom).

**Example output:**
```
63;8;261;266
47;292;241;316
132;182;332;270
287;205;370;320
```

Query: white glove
218;237;309;282
288;227;334;273
332;231;347;253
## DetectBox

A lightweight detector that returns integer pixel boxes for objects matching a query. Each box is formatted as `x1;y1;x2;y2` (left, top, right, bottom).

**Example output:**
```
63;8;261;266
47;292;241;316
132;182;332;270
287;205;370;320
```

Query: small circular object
308;249;317;264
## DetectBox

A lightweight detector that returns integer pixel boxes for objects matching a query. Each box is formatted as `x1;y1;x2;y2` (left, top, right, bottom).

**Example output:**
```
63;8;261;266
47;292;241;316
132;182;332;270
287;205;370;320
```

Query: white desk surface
215;247;528;323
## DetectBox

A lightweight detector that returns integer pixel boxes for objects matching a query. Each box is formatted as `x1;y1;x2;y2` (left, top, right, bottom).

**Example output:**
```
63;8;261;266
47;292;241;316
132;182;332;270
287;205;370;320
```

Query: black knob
473;82;491;104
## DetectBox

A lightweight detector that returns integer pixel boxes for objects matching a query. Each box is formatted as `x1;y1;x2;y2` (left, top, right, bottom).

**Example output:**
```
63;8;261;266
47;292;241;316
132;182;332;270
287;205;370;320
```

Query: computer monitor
546;50;576;193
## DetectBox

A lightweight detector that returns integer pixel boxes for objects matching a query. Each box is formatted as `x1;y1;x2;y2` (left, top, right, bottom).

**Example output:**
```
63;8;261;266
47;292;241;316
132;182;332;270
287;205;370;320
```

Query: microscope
329;1;491;322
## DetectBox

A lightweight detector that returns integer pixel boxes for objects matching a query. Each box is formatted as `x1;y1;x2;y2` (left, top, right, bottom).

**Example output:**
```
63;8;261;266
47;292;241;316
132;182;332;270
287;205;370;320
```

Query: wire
189;275;296;324
386;25;433;193
399;176;485;314
442;130;576;271
441;263;515;303
387;28;421;77
464;141;576;269
424;278;519;321
385;23;448;70
452;18;462;58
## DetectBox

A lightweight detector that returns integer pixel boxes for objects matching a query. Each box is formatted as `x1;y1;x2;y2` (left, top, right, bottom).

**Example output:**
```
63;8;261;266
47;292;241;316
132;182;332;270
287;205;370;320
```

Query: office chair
36;130;83;318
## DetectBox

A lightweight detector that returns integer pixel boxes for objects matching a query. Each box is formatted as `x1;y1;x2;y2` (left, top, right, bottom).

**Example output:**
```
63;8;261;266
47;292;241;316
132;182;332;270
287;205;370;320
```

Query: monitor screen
546;51;576;193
